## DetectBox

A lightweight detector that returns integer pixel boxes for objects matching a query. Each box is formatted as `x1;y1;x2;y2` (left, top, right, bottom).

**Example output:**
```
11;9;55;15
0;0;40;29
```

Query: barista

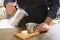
4;0;59;32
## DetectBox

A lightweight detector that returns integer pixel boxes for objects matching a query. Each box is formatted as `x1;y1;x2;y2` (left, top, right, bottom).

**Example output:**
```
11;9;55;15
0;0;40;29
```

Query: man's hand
36;23;49;33
35;17;52;33
5;2;16;16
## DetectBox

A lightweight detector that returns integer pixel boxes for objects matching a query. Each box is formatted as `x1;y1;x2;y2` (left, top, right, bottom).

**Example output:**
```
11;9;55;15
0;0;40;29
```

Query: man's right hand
5;2;16;16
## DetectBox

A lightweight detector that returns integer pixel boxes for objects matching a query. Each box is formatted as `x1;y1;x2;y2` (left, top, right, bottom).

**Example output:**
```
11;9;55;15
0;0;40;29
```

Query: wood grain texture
14;31;39;40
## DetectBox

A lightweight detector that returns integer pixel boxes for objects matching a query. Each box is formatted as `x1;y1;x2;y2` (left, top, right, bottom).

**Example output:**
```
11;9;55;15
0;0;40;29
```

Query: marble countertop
0;19;60;40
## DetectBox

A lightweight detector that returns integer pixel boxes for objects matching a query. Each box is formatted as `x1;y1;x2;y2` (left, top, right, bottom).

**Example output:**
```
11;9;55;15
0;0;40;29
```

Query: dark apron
17;0;48;27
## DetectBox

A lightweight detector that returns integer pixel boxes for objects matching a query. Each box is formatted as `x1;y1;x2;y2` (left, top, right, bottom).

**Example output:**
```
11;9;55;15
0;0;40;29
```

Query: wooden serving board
14;31;39;40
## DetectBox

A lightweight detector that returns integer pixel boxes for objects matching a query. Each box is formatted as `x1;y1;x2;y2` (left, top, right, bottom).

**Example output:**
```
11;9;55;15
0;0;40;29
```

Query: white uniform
0;7;11;19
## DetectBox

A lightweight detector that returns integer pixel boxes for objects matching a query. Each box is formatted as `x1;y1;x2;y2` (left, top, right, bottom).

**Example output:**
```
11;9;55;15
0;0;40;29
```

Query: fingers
39;26;49;32
6;7;16;16
35;28;39;32
36;23;49;33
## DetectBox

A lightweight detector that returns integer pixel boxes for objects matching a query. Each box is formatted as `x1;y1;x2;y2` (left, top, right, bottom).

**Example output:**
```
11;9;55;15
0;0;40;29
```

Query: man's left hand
36;23;49;33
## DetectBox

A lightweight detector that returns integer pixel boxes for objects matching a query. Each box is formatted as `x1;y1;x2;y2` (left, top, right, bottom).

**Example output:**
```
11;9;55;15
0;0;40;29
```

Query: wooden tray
14;31;39;40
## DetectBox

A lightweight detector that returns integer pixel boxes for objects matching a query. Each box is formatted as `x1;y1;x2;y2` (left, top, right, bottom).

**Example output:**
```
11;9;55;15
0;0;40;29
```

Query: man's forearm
44;17;52;25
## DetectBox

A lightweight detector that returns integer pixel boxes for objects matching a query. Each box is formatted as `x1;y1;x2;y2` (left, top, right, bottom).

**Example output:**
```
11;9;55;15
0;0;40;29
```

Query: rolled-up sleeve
4;0;15;7
45;0;59;19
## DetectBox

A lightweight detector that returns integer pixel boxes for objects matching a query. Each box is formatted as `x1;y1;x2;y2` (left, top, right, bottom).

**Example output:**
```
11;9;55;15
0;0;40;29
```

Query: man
4;0;16;16
4;0;59;33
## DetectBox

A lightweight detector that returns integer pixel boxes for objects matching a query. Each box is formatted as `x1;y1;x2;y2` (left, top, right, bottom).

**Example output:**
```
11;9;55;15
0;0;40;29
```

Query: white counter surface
0;19;60;40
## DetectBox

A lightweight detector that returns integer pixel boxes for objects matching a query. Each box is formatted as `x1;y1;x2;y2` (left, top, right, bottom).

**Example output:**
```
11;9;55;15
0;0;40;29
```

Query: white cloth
0;7;11;19
0;19;14;29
